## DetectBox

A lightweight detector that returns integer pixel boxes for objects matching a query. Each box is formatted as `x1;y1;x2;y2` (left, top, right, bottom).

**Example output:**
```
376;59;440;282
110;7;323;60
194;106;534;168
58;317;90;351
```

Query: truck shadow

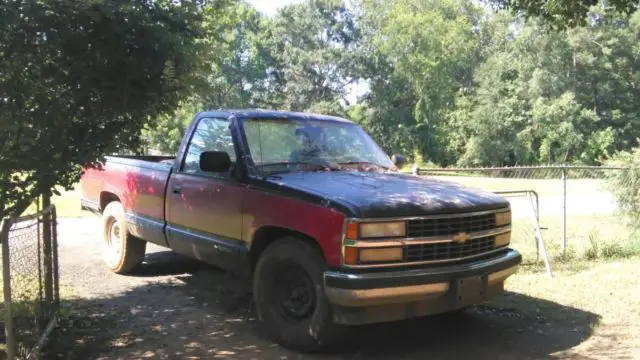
45;252;603;360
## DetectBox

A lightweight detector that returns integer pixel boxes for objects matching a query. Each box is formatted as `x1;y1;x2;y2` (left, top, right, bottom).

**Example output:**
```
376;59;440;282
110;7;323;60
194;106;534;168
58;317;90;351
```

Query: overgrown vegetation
606;146;640;225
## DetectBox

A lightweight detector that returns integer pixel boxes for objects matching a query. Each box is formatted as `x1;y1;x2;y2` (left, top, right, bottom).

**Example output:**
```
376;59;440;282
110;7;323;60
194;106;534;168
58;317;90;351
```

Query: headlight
359;221;406;239
496;210;511;226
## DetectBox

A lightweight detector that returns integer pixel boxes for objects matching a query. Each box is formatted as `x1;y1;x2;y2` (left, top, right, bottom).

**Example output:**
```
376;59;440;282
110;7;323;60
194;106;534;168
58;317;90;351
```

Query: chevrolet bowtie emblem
453;232;470;243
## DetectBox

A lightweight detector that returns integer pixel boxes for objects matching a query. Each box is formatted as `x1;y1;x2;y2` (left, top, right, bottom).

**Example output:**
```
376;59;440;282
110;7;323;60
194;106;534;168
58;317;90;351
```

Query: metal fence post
561;167;567;255
2;218;16;360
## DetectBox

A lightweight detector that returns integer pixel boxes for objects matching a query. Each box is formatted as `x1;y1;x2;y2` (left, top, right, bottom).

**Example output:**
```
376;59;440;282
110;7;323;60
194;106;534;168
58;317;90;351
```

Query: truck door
165;117;249;274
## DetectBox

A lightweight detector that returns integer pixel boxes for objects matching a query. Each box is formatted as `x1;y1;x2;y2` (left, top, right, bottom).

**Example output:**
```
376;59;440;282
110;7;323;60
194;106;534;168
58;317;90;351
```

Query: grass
0;262;76;356
490;256;640;358
24;186;87;218
509;213;640;270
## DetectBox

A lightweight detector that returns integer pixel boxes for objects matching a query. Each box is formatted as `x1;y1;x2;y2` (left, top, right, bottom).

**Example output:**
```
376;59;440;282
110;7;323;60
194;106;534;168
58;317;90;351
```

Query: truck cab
80;110;521;351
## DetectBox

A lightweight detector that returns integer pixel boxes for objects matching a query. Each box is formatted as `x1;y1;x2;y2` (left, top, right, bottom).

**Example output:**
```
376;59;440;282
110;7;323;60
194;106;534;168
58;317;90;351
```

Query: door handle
172;185;182;194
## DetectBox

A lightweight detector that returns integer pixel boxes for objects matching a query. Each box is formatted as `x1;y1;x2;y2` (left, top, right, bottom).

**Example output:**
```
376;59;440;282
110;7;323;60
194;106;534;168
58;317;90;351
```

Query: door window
182;118;236;176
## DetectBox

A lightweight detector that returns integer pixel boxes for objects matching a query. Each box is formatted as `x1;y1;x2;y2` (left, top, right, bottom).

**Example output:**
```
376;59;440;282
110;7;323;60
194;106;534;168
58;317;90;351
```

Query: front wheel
102;201;146;274
253;237;342;352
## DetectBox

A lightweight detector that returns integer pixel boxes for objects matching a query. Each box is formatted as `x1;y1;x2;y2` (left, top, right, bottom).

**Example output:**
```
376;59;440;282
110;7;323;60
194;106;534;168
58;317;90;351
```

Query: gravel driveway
45;217;601;360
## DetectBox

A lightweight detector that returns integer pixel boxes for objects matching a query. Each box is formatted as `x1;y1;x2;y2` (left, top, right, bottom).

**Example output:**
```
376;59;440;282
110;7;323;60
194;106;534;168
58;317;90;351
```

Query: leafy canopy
491;0;640;29
0;0;229;218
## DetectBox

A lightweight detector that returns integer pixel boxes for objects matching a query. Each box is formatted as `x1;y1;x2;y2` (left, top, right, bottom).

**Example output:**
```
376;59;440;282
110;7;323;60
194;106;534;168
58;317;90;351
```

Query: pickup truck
80;109;521;351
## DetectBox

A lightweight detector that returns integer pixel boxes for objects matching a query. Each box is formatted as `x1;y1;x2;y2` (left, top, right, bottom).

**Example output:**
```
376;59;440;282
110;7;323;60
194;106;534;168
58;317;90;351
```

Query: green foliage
449;7;639;166
265;0;362;111
142;99;203;155
357;0;484;164
141;1;640;169
583;227;640;260
492;0;639;29
0;0;218;218
11;0;640;196
606;145;640;224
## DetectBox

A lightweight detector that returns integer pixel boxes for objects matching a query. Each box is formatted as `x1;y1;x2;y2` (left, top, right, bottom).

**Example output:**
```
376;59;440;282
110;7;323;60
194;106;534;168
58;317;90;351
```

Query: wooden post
2;218;16;359
561;168;567;256
42;193;53;305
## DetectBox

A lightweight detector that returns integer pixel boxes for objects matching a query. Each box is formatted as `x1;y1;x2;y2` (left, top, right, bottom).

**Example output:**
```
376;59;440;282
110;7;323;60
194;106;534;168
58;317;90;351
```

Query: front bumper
324;249;521;324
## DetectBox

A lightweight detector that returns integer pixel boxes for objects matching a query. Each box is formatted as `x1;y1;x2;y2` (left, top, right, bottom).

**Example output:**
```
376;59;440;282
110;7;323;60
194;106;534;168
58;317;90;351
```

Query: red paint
243;187;346;267
81;161;347;268
81;163;167;222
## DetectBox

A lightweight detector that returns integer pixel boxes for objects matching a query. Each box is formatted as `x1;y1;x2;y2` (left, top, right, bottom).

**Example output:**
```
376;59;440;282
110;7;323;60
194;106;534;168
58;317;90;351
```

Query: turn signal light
346;222;359;240
344;246;358;265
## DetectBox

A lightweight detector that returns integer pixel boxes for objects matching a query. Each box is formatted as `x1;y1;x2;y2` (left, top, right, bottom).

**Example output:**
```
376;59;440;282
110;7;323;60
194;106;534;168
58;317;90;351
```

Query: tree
355;0;485;164
491;0;639;29
143;1;273;153
0;0;228;218
264;0;362;111
449;8;640;166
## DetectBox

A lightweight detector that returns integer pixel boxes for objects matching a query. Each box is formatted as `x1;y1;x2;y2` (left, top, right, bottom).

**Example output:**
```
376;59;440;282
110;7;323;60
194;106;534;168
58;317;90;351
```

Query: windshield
242;118;395;174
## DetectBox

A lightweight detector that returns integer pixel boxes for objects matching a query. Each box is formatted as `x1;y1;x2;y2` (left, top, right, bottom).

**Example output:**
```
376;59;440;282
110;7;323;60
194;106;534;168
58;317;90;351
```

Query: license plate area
455;274;487;307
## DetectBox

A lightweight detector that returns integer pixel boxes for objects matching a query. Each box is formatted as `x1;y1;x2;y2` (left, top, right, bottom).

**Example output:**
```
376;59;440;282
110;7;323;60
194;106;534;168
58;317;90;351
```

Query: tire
102;201;146;274
253;237;342;352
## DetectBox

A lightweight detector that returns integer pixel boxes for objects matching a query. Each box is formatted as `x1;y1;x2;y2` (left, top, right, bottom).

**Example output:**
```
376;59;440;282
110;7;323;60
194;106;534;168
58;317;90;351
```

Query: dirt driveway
45;218;611;360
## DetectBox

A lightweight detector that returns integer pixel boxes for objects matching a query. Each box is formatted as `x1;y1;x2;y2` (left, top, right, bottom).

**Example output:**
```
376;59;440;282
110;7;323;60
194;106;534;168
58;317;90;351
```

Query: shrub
606;145;640;225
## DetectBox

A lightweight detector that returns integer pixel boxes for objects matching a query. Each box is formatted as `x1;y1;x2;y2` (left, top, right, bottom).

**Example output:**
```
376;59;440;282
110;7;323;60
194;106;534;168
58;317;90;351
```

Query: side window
182;118;236;175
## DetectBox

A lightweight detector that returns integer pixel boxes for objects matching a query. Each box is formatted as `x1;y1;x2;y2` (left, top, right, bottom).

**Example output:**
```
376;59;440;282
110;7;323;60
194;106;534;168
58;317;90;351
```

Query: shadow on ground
42;251;601;360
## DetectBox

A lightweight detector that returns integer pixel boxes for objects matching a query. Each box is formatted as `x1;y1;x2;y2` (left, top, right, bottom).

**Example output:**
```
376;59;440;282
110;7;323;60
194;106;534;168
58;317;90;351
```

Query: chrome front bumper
324;249;521;324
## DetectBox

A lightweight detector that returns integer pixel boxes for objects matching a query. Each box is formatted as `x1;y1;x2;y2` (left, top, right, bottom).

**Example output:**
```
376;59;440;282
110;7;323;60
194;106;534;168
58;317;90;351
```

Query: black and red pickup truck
80;109;521;351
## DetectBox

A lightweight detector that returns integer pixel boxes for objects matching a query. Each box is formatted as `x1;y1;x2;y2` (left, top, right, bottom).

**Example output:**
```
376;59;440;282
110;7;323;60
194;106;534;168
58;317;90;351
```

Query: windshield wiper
259;161;341;174
338;161;391;170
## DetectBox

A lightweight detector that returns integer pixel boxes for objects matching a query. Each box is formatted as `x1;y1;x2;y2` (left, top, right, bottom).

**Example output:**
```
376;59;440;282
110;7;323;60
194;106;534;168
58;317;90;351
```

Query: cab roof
196;109;354;124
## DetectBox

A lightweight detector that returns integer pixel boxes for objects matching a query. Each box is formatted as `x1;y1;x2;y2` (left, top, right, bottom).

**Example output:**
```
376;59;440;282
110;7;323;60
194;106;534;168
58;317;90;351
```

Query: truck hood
265;171;509;218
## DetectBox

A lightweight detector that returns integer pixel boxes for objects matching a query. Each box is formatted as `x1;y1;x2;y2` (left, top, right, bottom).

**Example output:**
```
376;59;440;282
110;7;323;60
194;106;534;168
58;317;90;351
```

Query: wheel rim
106;217;122;265
273;265;316;322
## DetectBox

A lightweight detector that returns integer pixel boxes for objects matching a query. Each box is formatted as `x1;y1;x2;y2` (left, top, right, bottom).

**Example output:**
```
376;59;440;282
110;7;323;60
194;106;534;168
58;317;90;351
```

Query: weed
585;228;601;260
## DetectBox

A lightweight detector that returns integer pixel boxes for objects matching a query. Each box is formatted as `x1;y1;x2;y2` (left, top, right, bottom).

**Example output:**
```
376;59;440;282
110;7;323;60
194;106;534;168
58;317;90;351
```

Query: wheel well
100;192;120;212
250;226;324;270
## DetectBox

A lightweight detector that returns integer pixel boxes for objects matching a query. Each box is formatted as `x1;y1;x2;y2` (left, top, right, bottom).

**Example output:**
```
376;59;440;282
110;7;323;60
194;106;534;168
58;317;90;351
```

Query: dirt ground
41;218;638;360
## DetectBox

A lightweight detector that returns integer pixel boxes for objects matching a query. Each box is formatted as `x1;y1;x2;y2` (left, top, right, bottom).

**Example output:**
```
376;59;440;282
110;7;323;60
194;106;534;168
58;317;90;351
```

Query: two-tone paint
81;110;521;324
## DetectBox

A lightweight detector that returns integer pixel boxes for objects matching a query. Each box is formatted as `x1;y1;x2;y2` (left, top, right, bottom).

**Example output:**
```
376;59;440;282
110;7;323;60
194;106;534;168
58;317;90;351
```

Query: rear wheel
253;237;341;352
102;201;146;274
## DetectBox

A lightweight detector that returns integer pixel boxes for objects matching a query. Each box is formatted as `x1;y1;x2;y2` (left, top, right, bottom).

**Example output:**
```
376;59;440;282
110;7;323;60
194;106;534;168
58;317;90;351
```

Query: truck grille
407;213;496;238
406;236;497;262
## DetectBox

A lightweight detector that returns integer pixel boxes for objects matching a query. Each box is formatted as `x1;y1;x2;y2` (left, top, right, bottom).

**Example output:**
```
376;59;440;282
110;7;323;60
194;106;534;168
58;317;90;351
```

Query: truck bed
80;154;175;247
103;154;176;169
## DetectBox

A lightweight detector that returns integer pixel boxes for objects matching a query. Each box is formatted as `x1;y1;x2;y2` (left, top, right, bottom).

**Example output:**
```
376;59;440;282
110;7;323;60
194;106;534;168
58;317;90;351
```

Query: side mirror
200;151;231;173
391;154;406;168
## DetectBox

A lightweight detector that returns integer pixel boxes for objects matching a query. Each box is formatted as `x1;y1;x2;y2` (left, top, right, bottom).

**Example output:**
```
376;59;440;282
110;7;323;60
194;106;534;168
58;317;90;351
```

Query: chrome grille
405;236;497;262
407;213;496;238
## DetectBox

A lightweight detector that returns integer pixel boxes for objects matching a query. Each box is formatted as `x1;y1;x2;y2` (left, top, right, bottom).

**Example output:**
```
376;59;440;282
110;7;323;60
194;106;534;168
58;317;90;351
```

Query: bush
606;145;640;225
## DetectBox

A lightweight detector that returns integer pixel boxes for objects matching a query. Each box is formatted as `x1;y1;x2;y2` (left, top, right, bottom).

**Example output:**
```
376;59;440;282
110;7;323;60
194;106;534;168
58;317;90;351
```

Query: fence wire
1;205;59;360
416;166;635;263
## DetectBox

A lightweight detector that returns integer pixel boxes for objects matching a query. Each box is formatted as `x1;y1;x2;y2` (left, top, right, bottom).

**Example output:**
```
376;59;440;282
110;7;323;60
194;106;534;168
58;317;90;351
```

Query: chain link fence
1;205;59;360
414;166;636;266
